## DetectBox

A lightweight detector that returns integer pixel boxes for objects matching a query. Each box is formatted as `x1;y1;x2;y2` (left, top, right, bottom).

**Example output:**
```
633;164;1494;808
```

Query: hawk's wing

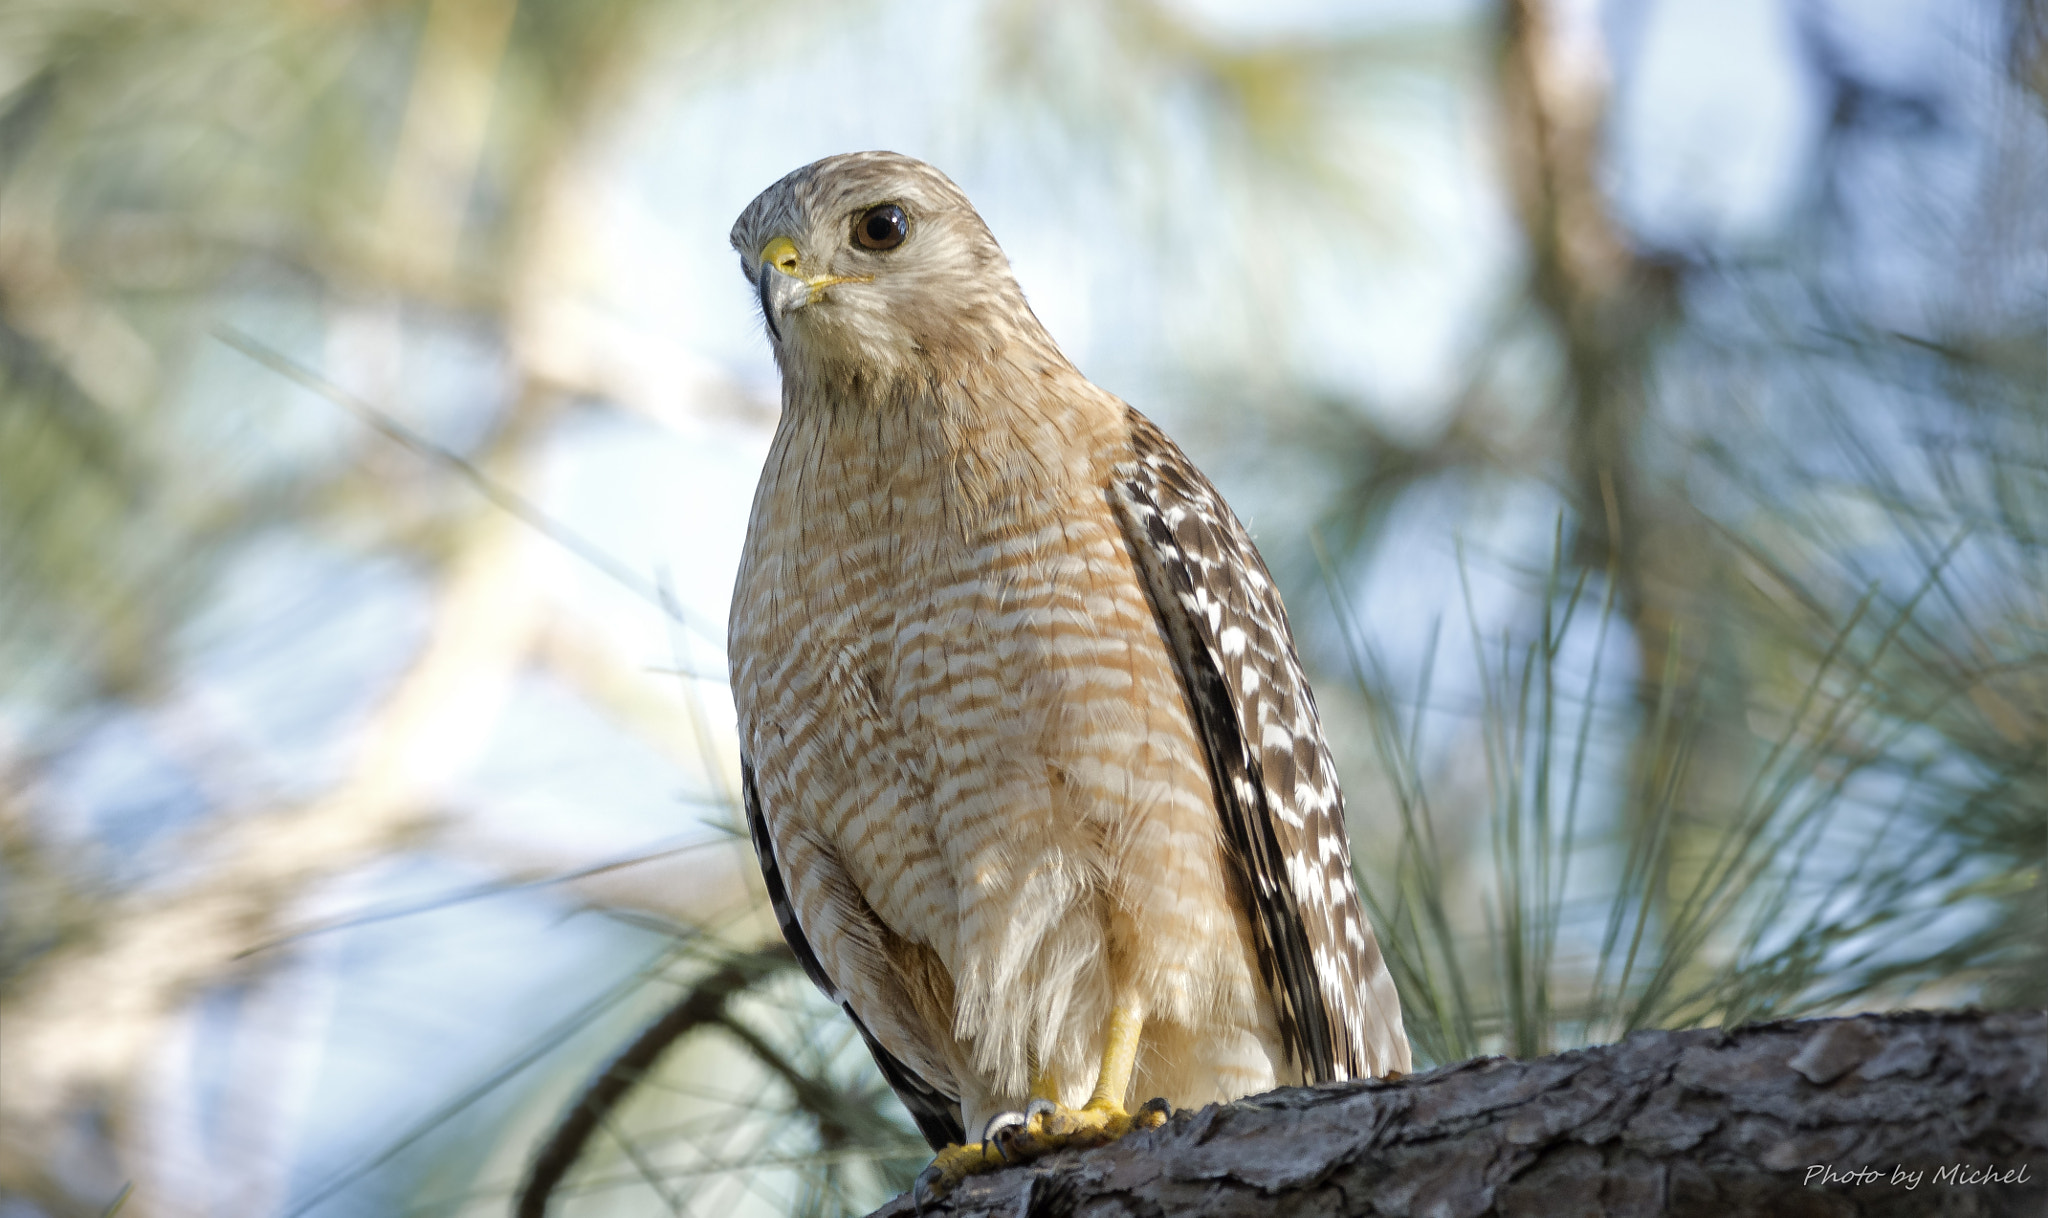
741;759;968;1150
1108;410;1409;1083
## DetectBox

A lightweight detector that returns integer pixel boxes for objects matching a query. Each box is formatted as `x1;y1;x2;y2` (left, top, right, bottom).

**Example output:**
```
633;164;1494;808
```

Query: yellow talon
912;1139;1008;1205
1002;1092;1169;1151
912;1004;1172;1205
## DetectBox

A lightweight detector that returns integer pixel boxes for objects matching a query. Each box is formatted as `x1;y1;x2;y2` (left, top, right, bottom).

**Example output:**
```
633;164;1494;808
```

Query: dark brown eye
854;203;908;251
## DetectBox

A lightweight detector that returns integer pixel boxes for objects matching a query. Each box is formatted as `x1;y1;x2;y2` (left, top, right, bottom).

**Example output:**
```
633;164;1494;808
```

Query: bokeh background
1;0;2041;1215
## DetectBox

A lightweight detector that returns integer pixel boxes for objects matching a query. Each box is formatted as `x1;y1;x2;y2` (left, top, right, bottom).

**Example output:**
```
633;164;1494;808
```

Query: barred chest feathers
729;377;1289;1129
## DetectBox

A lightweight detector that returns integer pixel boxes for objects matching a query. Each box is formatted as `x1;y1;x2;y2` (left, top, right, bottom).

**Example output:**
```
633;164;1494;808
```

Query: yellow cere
760;235;801;277
760;234;873;300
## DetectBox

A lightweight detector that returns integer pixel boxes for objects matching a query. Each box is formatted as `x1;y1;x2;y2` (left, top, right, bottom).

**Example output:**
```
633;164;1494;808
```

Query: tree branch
514;945;795;1218
875;1010;2045;1217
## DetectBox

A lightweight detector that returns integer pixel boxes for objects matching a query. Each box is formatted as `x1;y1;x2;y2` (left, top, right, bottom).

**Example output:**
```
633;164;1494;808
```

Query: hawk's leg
912;1006;1171;1205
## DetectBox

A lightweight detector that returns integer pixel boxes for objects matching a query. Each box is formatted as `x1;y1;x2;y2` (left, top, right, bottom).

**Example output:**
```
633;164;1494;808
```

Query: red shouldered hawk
727;152;1408;1196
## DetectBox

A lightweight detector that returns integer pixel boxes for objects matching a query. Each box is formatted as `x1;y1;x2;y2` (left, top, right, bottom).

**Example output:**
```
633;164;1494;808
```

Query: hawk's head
731;152;1052;382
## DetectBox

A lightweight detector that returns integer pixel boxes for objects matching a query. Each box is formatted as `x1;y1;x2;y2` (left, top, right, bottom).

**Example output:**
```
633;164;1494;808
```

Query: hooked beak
755;235;871;344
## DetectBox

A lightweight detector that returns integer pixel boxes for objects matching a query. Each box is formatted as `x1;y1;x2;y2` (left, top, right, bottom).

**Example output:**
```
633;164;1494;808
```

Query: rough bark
873;1010;2045;1218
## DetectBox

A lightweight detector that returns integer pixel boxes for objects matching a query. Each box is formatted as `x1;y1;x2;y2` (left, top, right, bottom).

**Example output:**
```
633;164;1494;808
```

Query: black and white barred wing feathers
1109;410;1410;1083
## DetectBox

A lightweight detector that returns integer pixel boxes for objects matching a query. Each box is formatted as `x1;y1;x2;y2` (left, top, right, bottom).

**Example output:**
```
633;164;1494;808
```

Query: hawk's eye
854;203;908;251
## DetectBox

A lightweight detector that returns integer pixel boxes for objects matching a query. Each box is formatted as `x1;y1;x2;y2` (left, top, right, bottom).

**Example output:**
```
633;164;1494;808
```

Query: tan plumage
727;151;1408;1153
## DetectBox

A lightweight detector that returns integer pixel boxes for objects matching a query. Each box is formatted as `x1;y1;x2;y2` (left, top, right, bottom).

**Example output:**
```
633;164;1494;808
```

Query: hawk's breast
730;392;1283;1109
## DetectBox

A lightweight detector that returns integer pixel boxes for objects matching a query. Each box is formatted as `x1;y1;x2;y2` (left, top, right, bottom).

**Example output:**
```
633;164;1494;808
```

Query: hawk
727;151;1408;1193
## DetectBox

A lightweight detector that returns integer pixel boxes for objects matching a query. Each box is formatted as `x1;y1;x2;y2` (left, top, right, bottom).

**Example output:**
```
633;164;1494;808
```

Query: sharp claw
911;1165;940;1215
1024;1097;1058;1122
981;1109;1027;1144
982;1109;1028;1162
1137;1096;1172;1123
